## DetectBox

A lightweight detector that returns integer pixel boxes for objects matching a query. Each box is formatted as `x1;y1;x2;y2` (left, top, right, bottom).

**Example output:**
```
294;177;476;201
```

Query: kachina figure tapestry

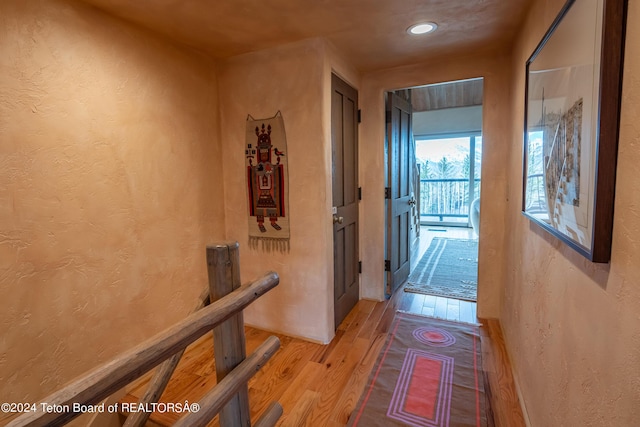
245;111;290;250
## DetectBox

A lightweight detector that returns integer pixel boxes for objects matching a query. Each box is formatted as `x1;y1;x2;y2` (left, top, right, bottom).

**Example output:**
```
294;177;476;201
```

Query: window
415;133;482;226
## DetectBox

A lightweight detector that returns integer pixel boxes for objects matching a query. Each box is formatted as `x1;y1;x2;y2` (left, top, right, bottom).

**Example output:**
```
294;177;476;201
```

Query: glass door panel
416;134;482;226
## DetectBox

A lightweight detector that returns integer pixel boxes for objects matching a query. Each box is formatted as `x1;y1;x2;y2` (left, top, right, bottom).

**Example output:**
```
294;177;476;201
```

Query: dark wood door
386;92;413;296
332;74;359;329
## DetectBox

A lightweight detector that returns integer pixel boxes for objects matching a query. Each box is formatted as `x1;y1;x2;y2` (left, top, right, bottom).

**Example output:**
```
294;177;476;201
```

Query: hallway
121;279;524;427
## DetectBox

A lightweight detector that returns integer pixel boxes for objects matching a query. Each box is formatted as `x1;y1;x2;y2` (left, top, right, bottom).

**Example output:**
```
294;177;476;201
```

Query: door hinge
384;260;391;271
358;260;362;274
384;187;391;199
358;187;362;201
357;109;362;123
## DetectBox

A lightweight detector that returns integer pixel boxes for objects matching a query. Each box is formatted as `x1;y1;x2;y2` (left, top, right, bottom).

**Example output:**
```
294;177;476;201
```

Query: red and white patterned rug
349;313;490;427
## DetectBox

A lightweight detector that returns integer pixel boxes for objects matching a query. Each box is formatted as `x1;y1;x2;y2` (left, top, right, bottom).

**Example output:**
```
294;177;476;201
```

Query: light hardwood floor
121;227;526;426
121;293;525;426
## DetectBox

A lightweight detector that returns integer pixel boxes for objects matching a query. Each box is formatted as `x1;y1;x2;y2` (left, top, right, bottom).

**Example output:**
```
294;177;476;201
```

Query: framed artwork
522;0;627;262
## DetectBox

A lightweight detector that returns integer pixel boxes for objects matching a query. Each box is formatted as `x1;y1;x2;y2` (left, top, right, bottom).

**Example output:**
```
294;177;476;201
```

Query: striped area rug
406;238;478;302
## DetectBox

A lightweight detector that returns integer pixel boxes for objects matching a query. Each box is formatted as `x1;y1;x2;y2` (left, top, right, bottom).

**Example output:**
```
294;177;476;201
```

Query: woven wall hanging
245;111;290;252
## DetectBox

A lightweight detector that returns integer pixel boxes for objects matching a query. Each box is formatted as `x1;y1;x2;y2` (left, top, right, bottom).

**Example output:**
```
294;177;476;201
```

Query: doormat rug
348;313;489;427
406;238;478;301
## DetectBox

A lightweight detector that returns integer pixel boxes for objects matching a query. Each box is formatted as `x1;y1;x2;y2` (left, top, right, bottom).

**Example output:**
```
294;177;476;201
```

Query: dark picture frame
522;0;627;262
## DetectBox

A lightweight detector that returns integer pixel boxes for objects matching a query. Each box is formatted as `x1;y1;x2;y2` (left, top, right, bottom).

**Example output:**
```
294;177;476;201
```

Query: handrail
8;270;280;427
419;177;481;222
420;178;481;183
123;288;211;427
173;336;280;427
253;402;284;427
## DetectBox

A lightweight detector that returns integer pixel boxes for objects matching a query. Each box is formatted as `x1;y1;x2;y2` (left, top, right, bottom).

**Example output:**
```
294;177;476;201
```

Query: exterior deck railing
419;178;481;222
524;173;548;214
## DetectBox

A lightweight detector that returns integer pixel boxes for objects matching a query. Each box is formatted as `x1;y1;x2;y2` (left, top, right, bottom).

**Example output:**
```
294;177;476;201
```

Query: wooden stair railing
122;287;211;427
8;242;282;427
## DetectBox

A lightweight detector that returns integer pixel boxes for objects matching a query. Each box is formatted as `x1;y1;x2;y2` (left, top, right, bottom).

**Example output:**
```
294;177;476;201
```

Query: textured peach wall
0;0;223;402
504;0;640;424
359;52;512;318
217;39;335;343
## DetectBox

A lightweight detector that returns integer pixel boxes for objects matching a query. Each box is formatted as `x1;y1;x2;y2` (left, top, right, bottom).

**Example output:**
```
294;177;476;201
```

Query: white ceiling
79;0;533;72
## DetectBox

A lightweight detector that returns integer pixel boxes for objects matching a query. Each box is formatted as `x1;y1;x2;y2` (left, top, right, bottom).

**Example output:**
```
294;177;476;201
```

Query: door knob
333;215;344;224
408;197;416;206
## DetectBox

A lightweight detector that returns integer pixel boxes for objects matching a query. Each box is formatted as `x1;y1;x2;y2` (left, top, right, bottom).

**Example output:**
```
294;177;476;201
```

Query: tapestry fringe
249;236;290;253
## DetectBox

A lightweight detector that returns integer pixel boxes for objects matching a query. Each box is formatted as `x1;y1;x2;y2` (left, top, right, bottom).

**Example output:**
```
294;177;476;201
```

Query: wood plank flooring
120;226;525;426
120;290;525;427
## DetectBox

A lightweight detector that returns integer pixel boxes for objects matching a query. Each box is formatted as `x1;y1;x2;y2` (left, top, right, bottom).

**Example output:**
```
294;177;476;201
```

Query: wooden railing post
7;272;279;427
206;242;250;427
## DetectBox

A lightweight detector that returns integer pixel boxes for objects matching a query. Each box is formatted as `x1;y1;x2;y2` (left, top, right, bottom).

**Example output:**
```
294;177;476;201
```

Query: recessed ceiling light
407;22;438;35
